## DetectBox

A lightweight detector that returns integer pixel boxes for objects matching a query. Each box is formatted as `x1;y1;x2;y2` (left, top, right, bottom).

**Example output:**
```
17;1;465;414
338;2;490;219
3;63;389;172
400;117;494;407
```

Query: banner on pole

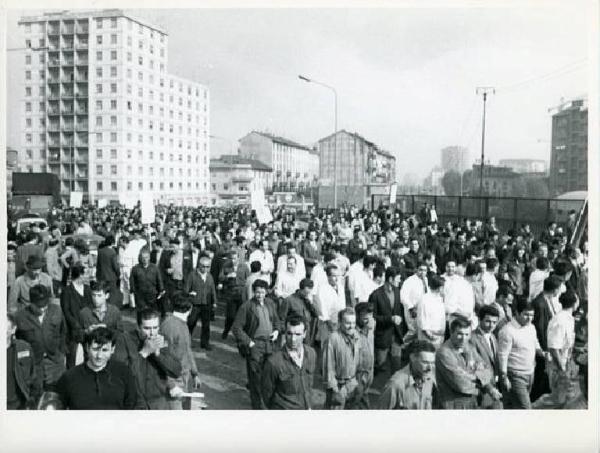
141;192;155;224
389;183;398;205
70;191;83;208
98;198;108;209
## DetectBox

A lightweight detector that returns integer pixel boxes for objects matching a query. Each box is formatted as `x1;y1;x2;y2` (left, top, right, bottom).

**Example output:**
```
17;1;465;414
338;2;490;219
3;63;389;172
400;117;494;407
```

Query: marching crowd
6;202;588;410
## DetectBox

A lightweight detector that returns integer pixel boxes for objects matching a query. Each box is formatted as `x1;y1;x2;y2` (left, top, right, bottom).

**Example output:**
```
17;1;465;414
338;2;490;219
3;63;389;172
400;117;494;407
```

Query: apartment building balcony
61;24;74;35
75;22;89;34
74;138;88;146
75;120;88;130
62;40;74;50
61;107;74;115
48;92;60;100
48;75;60;84
62;90;74;98
75;39;88;49
48;24;60;35
48;139;61;147
62;57;74;66
75;73;88;82
62;123;74;132
49;58;61;67
48;153;61;163
75;107;87;115
74;91;88;99
48;123;60;132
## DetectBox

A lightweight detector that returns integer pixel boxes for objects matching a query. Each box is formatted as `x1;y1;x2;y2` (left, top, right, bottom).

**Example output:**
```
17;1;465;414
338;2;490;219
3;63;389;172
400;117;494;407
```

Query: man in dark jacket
121;308;182;409
370;266;406;374
15;284;66;394
130;247;164;312
184;254;218;349
531;275;561;401
60;263;92;369
95;234;120;296
279;279;319;346
232;279;283;409
7;312;38;409
261;315;316;409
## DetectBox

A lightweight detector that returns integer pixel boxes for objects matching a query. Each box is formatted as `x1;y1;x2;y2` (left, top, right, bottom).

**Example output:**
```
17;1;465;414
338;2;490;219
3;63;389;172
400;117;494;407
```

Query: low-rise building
209;154;272;206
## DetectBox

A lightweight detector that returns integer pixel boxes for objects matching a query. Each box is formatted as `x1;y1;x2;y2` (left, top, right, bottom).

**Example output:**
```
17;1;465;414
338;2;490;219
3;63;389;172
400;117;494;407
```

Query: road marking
196;372;247;393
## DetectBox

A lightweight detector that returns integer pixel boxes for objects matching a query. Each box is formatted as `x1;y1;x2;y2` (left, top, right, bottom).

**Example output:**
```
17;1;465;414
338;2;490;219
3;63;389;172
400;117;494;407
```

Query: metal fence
371;194;586;236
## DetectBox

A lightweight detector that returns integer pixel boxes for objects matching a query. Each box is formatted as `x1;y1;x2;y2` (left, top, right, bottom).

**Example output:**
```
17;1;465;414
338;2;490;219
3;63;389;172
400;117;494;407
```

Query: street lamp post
298;75;338;209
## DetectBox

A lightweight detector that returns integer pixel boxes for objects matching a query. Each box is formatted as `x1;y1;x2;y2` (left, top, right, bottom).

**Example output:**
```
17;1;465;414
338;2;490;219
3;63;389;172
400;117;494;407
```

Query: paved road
123;301;389;410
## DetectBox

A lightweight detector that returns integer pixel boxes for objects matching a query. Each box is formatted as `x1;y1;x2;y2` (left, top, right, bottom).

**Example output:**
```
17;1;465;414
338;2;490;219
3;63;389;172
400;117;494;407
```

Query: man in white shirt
276;243;305;281
348;255;376;306
481;258;499;307
498;298;544;409
249;240;275;285
416;274;446;349
273;255;301;300
528;257;551;302
443;261;477;330
315;264;346;344
400;262;429;345
541;290;578;408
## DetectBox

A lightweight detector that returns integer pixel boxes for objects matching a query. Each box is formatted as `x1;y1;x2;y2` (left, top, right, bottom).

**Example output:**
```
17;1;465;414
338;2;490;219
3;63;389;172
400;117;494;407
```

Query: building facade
441;146;470;173
318;130;396;187
7;148;19;200
499;158;547;174
467;164;521;197
209;155;272;206
238;131;319;192
18;9;210;205
548;98;588;197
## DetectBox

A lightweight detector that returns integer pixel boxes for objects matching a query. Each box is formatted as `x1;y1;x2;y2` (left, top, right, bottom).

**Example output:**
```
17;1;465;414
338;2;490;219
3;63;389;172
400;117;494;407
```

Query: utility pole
476;86;495;217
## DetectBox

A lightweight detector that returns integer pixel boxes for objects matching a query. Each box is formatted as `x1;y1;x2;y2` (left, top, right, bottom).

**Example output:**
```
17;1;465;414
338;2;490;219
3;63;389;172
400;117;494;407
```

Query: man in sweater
8;255;54;314
184;254;218;350
498;298;545;409
55;327;138;410
160;294;202;410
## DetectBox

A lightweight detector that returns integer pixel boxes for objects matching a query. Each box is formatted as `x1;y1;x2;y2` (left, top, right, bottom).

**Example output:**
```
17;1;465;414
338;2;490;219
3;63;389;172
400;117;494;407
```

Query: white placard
256;205;273;224
98;198;108;209
389;183;398;204
141;192;155;224
69;191;83;208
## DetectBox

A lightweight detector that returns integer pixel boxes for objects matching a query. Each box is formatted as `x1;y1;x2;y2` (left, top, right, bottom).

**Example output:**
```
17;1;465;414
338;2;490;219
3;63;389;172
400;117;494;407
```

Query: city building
18;9;210;205
316;130;396;206
548;97;588;197
238;131;319;192
423;166;444;195
499;158;548;174
467;164;521;197
209;154;272;206
441;146;470;173
6;148;19;200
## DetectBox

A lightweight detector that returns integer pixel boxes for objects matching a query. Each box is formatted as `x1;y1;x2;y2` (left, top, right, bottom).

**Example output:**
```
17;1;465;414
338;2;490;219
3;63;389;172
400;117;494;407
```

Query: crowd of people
6;201;588;410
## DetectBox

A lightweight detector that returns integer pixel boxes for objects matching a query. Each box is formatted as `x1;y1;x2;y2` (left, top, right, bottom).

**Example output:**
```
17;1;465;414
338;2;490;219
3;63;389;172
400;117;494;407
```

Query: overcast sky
6;4;589;180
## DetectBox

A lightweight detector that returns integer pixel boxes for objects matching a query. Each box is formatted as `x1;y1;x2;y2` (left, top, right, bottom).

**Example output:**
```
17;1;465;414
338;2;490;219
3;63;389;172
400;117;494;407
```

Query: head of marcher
514;298;535;327
252;279;269;304
449;316;472;350
478;304;500;334
26;255;44;279
84;326;116;372
284;315;306;352
338;307;356;337
408;340;436;381
299;278;314;299
90;280;110;310
29;284;51;316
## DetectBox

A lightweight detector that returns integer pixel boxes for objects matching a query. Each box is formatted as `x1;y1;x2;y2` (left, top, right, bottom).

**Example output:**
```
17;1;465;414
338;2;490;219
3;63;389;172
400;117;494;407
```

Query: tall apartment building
441;146;470;174
238;131;319;192
548;98;588;197
18;9;210;205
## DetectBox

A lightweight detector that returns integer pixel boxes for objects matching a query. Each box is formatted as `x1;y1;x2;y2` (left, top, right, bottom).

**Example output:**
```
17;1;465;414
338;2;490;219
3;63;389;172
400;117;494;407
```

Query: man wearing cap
8;255;54;314
15;231;44;277
14;284;66;395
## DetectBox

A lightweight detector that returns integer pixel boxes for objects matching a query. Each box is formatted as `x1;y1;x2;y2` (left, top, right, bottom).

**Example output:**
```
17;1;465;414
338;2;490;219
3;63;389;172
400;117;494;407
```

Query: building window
160;182;164;190
25;87;31;97
96;116;102;127
96;84;102;94
127;52;132;62
25;118;32;128
111;34;117;44
111;182;117;191
96;18;103;29
110;83;117;93
96;149;102;159
110;149;117;159
138;182;143;190
96;67;103;78
110;100;117;110
110;66;117;77
25;55;31;65
111;50;117;61
127;36;132;46
97;181;103;191
110;18;117;28
25;70;31;80
96;165;103;175
138;56;143;65
127;182;132;190
96;51;102;61
97;35;103;45
111;165;117;175
25;102;31;112
96;100;103;111
223;184;229;191
110;116;117;126
110;132;117;143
